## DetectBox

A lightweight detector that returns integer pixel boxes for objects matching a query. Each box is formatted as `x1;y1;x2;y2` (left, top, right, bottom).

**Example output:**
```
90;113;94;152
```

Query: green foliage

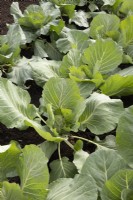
116;106;133;168
101;169;133;200
100;74;133;96
0;0;133;199
83;39;123;75
47;174;98;200
79;92;124;134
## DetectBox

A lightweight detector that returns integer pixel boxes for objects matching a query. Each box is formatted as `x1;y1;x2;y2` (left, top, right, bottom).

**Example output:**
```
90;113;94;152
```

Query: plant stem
58;142;66;177
36;113;47;124
64;139;75;151
70;135;106;149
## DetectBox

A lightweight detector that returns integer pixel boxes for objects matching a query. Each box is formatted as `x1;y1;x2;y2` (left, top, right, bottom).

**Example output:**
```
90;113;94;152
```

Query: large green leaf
79;92;124;135
60;49;83;77
0;78;38;130
47;174;98;200
119;15;133;48
42;78;85;133
81;149;126;191
25;120;64;142
119;0;133;15
90;14;120;39
18;5;46;29
121;189;133;200
42;77;85;118
0;182;24;200
0;43;20;66
0;142;21;181
50;157;77;182
18;145;49;200
60;4;75;18
7;57;34;87
83;39;123;75
111;0;124;13
100;74;133;96
101;169;133;200
116;106;133;167
67;30;89;51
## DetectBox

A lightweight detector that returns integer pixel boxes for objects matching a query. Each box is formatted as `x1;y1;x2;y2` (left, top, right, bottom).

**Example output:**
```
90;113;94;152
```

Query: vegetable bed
0;0;133;199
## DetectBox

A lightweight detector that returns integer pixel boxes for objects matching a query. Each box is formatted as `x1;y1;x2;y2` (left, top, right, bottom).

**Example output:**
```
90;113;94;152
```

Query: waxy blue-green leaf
73;149;89;173
117;66;133;76
50;157;77;182
79;92;124;135
101;169;133;200
7;24;27;48
0;182;24;200
39;141;57;159
30;59;60;87
43;41;63;61
18;145;49;200
116;106;133;168
70;10;89;27
94;135;116;150
34;39;48;58
83;39;123;75
10;2;23;21
0;142;21;181
81;149;126;191
47;174;98;200
90;14;120;39
11;2;63;40
102;0;116;6
56;29;89;53
56;37;71;54
0;78;38;130
100;74;133;96
66;29;89;51
77;82;95;98
7;57;35;87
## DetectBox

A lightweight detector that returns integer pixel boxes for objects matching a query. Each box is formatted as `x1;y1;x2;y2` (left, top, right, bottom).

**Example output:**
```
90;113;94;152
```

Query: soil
1;0;133;157
0;0;39;35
